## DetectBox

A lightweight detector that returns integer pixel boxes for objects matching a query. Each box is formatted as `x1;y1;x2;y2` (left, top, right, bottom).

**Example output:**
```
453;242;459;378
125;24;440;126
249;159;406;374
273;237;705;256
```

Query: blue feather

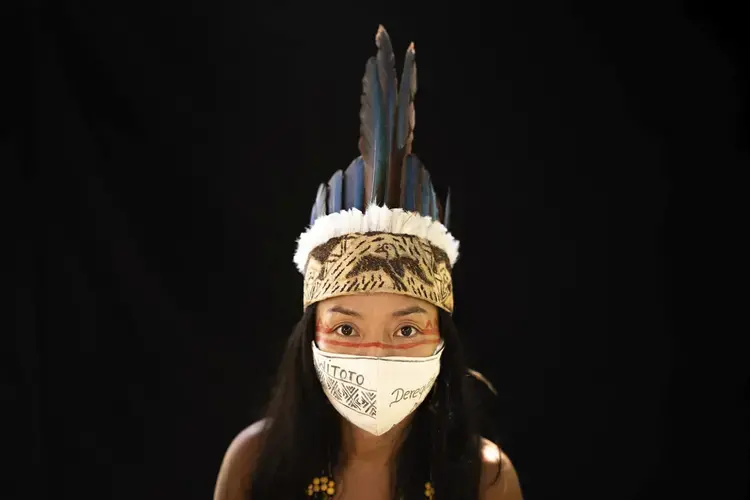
325;27;437;222
430;184;439;221
327;170;344;214
402;155;421;212
344;157;365;210
421;168;432;217
375;26;399;207
360;58;386;205
443;188;452;229
396;43;416;152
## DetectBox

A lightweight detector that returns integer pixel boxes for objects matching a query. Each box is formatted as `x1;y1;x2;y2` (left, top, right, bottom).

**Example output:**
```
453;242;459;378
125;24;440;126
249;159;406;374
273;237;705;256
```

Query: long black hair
249;306;493;499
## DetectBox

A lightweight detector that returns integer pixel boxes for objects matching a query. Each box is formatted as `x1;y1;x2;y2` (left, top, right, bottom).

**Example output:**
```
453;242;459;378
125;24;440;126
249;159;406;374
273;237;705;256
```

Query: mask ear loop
432;339;445;355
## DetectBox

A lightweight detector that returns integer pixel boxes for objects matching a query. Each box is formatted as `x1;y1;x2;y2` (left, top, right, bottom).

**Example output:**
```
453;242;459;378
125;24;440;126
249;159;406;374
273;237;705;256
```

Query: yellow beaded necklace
304;473;435;498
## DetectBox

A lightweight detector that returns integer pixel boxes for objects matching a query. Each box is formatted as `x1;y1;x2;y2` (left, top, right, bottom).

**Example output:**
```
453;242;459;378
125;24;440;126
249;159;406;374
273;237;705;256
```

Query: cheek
314;327;366;354
409;340;441;357
315;335;353;354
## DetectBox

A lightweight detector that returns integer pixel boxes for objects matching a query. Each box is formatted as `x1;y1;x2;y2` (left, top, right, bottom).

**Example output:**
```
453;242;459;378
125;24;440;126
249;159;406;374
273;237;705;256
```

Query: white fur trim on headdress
293;204;460;274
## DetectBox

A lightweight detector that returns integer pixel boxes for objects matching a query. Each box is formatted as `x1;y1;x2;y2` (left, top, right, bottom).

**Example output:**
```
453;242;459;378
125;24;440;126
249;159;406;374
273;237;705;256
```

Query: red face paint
315;318;336;334
422;320;440;336
316;338;441;350
315;318;441;351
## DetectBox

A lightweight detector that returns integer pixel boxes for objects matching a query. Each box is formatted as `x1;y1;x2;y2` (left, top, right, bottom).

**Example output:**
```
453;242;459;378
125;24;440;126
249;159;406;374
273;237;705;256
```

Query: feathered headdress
294;25;459;313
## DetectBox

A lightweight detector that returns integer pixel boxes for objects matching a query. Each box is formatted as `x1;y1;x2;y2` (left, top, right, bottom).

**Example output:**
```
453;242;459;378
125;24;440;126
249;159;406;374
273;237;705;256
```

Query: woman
214;26;523;500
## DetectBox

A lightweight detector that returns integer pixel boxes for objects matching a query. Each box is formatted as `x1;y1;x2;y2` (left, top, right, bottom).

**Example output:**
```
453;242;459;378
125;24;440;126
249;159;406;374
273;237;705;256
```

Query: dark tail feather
421;167;433;218
327;170;344;214
392;40;416;210
396;42;417;153
375;26;400;207
359;57;385;205
339;26;436;220
344;157;365;210
307;27;447;229
402;154;422;212
361;59;379;205
430;184;439;220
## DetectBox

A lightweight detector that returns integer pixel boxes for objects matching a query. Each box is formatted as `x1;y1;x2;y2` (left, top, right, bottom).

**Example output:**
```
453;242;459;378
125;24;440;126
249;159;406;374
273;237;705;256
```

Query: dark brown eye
338;324;354;336
399;326;416;337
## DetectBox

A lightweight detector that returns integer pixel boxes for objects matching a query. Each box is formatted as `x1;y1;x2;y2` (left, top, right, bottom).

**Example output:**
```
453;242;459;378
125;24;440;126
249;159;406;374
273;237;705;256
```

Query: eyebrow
391;306;428;317
327;306;363;317
326;305;428;318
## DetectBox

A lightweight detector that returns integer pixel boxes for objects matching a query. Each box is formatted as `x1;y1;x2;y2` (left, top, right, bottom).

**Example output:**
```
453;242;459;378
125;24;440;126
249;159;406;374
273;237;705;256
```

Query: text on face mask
315;357;367;387
389;377;436;407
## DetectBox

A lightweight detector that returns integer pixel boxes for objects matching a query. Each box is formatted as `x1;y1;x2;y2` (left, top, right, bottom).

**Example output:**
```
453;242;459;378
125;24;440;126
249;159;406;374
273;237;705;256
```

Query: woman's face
315;293;440;357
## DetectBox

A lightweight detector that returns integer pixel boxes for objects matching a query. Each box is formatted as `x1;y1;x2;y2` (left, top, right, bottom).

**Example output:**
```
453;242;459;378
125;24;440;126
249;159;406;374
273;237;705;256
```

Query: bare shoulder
213;419;270;500
479;437;524;500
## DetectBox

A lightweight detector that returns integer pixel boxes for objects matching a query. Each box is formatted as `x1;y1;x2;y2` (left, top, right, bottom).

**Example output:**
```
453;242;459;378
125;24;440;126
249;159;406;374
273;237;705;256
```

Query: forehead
316;293;438;318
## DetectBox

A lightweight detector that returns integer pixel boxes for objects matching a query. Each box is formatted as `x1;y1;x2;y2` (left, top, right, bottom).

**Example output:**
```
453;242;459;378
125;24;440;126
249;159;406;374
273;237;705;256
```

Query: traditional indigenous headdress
294;25;459;314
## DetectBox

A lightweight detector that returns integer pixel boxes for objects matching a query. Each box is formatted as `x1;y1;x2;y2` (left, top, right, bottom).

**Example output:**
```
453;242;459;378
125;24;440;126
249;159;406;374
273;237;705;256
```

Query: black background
10;1;748;499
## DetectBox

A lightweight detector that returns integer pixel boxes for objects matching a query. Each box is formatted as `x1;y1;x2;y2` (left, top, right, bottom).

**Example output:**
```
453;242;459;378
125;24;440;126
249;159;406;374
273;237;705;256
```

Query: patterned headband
294;26;459;313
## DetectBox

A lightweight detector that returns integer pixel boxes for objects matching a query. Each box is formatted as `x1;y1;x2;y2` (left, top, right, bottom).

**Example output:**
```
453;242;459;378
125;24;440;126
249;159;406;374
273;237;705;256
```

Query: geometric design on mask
321;373;377;419
362;391;377;417
342;385;377;417
325;377;344;400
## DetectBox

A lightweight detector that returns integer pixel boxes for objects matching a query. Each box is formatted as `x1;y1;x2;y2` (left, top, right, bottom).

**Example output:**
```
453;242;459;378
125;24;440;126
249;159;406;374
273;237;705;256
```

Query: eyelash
334;324;357;337
396;325;421;338
332;323;422;338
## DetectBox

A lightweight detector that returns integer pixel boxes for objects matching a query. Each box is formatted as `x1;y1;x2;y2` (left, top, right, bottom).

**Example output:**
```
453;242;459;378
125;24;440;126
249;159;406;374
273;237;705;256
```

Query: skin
315;294;439;499
314;293;441;358
213;293;523;500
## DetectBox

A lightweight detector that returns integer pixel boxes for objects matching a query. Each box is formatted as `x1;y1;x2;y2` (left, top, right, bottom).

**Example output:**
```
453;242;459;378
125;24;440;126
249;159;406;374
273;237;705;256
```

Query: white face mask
311;341;444;436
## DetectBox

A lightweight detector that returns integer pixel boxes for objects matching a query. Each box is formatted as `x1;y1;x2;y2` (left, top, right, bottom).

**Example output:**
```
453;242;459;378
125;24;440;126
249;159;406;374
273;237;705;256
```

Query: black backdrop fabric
10;1;748;499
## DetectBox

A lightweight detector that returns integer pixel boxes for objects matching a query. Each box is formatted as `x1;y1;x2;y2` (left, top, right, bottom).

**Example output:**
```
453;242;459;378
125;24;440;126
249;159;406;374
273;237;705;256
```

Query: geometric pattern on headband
302;231;453;312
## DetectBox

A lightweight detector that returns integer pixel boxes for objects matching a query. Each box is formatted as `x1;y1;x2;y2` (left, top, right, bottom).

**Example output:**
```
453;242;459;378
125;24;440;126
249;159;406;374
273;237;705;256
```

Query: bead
424;481;436;498
308;468;435;497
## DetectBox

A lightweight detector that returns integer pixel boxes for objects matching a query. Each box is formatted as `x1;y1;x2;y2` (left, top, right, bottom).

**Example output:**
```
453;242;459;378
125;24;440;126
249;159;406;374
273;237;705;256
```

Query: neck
341;418;412;464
